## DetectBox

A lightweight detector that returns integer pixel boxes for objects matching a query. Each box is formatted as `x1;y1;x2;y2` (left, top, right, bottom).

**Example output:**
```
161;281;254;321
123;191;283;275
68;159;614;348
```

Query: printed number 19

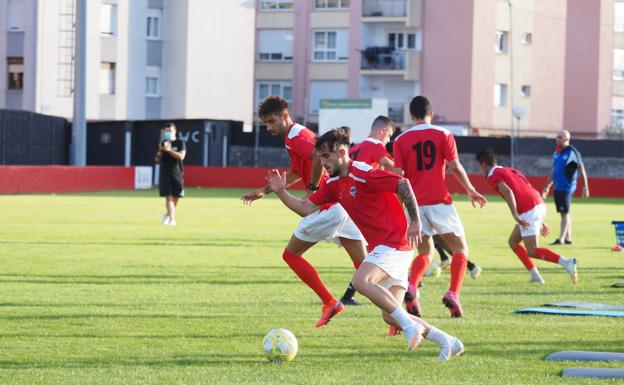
412;140;436;170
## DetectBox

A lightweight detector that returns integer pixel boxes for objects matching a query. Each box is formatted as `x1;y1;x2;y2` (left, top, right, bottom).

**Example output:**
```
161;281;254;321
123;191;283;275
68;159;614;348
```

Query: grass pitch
0;188;623;384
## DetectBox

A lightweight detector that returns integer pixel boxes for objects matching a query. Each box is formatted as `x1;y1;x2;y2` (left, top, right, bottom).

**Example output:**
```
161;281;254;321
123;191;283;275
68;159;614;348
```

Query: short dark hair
315;127;352;153
409;96;432;120
371;115;396;132
163;123;176;131
476;148;497;166
258;96;288;118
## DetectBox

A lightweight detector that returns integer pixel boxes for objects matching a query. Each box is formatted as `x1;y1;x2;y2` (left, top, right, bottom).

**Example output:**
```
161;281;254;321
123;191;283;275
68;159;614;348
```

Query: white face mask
163;132;173;141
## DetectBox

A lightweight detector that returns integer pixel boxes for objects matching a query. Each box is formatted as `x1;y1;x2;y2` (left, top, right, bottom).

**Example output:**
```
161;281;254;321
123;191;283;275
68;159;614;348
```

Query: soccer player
349;115;396;170
265;127;464;360
393;96;487;318
241;96;367;327
541;130;590;245
476;148;578;284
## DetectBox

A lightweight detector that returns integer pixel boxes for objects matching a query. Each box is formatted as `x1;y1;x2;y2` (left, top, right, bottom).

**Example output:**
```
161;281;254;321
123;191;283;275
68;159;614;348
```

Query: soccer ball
262;328;298;362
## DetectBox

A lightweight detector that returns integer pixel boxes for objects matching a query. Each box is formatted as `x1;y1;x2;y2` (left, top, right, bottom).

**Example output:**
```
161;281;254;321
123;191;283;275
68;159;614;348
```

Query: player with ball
266;127;464;360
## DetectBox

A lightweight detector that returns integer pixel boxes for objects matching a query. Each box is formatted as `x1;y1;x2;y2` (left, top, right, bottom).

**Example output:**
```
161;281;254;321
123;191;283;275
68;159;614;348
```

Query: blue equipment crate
612;221;624;247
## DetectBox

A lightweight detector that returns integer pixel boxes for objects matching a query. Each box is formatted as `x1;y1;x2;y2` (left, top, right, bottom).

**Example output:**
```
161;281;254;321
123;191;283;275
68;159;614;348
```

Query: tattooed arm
396;178;422;248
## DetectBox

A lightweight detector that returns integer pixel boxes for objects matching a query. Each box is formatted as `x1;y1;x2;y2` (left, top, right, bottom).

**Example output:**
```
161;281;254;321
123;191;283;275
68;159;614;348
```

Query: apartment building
255;0;614;137
0;0;255;127
613;0;624;129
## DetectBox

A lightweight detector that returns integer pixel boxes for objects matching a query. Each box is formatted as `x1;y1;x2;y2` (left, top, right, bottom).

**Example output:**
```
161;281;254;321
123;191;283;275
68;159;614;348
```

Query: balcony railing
361;47;405;70
363;0;407;17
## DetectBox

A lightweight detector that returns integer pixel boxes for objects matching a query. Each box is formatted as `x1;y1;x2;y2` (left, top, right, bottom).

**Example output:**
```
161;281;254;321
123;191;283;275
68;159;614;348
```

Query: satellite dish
512;106;525;120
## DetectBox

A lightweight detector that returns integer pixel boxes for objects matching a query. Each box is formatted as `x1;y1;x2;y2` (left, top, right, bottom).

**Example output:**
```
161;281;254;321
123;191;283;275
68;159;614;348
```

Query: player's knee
508;239;519;249
282;249;299;264
526;247;536;257
351;273;371;294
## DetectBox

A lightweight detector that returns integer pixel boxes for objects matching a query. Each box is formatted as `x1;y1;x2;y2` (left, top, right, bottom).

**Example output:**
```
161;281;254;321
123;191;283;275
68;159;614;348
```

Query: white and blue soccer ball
262;328;298;362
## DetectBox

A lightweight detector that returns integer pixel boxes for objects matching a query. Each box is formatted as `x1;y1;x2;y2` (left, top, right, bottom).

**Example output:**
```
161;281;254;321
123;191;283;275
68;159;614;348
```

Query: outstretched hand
540;222;550;237
266;169;287;193
467;189;487;208
241;188;266;205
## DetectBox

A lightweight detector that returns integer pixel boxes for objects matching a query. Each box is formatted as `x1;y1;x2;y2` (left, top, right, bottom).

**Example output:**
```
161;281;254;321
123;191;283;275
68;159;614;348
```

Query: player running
241;96;367;327
265;127;464;360
476;148;578;284
349;115;396;170
393;96;486;318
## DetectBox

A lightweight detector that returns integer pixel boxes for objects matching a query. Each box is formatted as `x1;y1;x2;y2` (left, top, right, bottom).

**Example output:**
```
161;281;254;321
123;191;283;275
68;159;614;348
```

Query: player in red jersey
393;96;487;318
476;148;578;284
349;115;396;170
265;127;464;360
241;96;367;327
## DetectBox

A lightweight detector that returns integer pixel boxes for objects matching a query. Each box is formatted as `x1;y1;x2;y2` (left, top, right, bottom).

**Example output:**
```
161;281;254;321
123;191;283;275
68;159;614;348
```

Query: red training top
487;166;543;214
349;138;392;170
393;124;458;205
309;161;411;252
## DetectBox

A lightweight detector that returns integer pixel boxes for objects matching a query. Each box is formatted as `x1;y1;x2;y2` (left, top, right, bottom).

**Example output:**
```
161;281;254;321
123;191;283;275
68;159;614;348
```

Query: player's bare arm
266;169;319;217
241;171;301;205
496;182;529;228
580;163;590;198
309;152;323;190
392;166;404;176
447;159;487;208
379;156;395;171
396;178;422;247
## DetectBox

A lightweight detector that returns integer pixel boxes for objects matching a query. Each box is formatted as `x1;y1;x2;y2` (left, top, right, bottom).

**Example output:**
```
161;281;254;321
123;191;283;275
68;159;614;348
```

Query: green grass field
0;188;623;384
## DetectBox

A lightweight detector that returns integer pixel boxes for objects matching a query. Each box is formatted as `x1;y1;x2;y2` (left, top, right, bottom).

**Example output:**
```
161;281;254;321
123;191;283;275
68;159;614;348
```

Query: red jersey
487;166;543;214
308;161;411;252
284;123;327;186
393;124;458;205
349;138;392;169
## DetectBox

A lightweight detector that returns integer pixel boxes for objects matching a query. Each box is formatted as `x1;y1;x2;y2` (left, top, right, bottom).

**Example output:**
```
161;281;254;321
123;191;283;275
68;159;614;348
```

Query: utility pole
70;0;87;166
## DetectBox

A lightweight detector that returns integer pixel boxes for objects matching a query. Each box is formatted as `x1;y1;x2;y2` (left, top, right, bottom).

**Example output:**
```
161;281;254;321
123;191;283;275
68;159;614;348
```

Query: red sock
449;253;467;294
512;245;535;270
408;254;430;287
282;249;335;305
534;248;561;264
353;261;362;269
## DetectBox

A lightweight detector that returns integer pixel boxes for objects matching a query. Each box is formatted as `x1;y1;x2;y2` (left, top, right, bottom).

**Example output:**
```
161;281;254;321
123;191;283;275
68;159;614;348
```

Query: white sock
558;256;569;266
390;307;417;330
426;326;452;345
530;267;541;277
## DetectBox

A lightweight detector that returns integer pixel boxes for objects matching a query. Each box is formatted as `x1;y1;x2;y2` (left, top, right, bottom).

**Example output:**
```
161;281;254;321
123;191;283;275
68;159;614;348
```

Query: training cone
612;245;624;252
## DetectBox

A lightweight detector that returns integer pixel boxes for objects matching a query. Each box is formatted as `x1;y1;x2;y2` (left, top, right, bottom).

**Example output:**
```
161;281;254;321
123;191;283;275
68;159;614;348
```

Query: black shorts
554;190;572;213
159;173;184;197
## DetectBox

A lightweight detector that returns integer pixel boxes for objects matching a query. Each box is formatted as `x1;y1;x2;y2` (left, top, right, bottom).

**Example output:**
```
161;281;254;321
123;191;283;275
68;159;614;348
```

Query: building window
494;84;507;107
309;80;347;114
314;0;349;10
522;33;532;45
521;85;531;97
100;3;117;36
259;0;294;11
100;62;116;94
7;57;24;90
496;31;508;53
616;3;624;33
258;29;293;61
388;31;422;51
312;30;348;61
146;66;160;97
614;49;624;80
256;81;292;105
146;9;162;40
7;0;26;31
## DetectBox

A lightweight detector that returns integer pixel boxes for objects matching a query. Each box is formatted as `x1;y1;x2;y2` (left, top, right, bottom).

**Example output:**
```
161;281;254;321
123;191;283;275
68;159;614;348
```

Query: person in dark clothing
155;123;186;226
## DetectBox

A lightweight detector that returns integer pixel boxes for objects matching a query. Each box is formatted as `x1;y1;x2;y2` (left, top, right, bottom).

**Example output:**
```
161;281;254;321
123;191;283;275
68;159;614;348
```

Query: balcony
363;0;407;17
361;47;405;70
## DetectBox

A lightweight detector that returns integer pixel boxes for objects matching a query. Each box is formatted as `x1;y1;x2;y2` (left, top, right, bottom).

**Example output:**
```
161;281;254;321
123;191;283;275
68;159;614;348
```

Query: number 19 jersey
393;124;458;206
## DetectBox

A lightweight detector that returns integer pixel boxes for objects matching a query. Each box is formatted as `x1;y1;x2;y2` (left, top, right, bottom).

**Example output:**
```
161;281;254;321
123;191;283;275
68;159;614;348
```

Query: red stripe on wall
0;166;622;198
0;166;134;194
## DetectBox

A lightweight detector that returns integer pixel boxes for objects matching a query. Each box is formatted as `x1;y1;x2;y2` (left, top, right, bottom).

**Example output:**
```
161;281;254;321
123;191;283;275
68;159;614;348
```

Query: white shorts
417;204;465;237
363;245;414;289
518;204;546;237
294;203;364;244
